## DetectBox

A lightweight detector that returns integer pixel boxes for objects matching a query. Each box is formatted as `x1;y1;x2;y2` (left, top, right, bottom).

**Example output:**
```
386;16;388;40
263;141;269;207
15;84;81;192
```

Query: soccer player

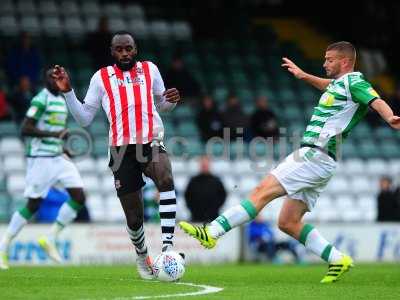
51;31;180;279
179;41;400;283
0;68;87;269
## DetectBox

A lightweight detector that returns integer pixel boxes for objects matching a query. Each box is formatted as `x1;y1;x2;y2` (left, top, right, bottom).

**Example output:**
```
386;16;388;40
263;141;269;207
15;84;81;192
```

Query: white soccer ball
152;251;185;282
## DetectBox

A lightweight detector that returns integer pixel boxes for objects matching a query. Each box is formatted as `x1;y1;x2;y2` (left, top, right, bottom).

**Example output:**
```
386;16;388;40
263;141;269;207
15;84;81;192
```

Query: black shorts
108;143;166;197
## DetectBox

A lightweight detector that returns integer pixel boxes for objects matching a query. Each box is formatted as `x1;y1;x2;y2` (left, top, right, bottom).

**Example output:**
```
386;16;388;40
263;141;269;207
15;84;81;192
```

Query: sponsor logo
9;240;71;262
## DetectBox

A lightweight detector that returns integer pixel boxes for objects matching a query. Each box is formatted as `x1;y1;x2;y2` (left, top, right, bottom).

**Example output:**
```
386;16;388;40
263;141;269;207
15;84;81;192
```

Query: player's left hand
388;115;400;129
163;88;180;103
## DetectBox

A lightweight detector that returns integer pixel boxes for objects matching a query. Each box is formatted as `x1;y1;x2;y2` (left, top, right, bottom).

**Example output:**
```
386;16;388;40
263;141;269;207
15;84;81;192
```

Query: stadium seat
81;1;101;18
38;0;58;17
60;1;79;17
0;16;19;36
170;21;192;40
81;175;100;193
103;3;123;18
364;159;388;176
108;17;127;33
149;20;171;40
42;17;63;36
387;159;400;176
325;177;350;194
357;195;377;221
86;193;106;221
16;0;36;16
6;174;26;195
100;176;115;194
211;160;231;175
380;142;400;159
85;17;100;33
0;0;15;15
222;175;237;191
124;4;146;20
173;174;188;194
351;177;378;194
0;137;24;154
3;155;25;173
64;17;86;37
75;158;96;174
20;16;41;35
105;195;124;221
96;157;111;175
170;159;186;174
128;20;149;39
344;159;366;175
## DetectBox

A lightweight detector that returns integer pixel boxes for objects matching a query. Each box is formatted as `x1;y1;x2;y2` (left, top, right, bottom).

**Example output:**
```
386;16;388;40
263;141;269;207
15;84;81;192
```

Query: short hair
326;41;356;62
111;31;135;46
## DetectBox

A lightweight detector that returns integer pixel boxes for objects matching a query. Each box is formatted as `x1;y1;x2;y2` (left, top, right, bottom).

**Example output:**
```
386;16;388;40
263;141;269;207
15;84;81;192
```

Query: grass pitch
0;263;399;300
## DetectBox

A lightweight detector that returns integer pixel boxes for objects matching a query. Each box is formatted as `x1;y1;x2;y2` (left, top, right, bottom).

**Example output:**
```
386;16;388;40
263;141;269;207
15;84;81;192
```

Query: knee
126;210;144;231
157;174;174;192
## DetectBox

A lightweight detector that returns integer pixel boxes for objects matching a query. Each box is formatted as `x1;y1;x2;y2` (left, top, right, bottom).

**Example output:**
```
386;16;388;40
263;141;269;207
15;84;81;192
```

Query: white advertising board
0;224;240;266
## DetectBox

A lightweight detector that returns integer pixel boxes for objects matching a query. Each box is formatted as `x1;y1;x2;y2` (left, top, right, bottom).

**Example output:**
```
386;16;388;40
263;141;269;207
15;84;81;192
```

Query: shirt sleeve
150;62;166;96
349;76;380;106
82;70;104;109
26;92;47;120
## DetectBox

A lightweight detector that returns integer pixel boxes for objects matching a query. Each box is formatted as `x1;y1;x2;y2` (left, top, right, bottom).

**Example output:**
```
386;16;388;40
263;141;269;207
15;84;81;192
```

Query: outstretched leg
179;174;286;248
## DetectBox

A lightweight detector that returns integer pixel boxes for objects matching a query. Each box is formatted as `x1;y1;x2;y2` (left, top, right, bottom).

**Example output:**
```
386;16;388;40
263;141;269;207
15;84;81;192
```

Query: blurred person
51;31;181;279
196;95;223;142
86;16;113;70
184;156;226;222
164;55;201;101
0;68;87;270
8;76;34;125
248;216;300;263
0;88;11;121
5;32;42;88
377;176;399;222
222;94;249;140
180;41;400;283
250;96;279;138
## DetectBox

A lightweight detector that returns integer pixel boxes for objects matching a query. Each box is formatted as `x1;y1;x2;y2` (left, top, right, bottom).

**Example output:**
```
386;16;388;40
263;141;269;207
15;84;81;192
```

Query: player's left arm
350;79;400;129
151;62;180;112
370;99;400;129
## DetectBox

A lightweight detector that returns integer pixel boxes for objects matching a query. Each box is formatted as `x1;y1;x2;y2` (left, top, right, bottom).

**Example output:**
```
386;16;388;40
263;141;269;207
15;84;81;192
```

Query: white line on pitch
112;282;224;300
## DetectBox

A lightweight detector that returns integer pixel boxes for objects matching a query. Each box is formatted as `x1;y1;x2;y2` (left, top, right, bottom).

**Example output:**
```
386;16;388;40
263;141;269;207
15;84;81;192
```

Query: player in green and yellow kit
180;41;400;283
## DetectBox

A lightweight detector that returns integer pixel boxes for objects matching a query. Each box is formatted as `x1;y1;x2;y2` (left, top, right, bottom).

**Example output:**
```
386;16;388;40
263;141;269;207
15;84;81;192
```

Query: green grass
0;263;399;300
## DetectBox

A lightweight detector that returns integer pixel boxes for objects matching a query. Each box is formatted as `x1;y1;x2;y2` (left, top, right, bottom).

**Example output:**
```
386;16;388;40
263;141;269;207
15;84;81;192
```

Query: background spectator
8;76;34;125
184;156;226;222
0;88;11;121
222;94;248;140
248;216;300;263
5;32;42;89
164;55;201;102
377;176;399;222
250;96;279;139
196;95;223;142
86;17;113;70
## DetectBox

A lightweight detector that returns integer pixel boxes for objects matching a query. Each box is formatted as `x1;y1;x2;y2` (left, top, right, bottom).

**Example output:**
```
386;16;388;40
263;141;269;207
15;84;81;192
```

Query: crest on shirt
136;67;144;75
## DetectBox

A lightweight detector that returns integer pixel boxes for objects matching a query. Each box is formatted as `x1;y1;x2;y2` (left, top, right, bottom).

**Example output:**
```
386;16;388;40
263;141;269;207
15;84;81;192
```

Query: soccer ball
152;251;185;282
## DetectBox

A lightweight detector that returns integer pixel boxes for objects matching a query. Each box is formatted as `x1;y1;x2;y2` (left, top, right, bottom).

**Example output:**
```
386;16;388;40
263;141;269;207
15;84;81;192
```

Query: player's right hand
282;57;306;79
52;65;72;93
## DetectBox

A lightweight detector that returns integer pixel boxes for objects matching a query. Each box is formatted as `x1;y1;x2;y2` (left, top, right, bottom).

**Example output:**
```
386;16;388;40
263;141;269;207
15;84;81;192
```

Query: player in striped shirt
0;68;87;269
52;31;180;279
180;41;400;283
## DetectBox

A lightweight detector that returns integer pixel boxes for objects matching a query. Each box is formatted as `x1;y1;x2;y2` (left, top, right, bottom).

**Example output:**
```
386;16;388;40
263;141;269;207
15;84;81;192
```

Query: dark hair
326;41;356;61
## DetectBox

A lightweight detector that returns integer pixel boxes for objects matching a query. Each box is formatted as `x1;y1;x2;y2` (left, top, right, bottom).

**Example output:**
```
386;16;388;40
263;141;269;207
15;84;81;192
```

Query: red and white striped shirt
79;61;167;146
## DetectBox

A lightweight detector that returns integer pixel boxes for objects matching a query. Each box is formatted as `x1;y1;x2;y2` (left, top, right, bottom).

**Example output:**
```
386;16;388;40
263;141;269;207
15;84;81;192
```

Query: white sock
300;224;342;263
0;211;28;252
208;199;257;239
50;201;79;241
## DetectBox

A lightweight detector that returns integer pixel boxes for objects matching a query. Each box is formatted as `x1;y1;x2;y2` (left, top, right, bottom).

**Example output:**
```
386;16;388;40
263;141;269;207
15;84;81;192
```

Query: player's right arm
282;57;331;91
21;94;66;138
52;65;101;127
